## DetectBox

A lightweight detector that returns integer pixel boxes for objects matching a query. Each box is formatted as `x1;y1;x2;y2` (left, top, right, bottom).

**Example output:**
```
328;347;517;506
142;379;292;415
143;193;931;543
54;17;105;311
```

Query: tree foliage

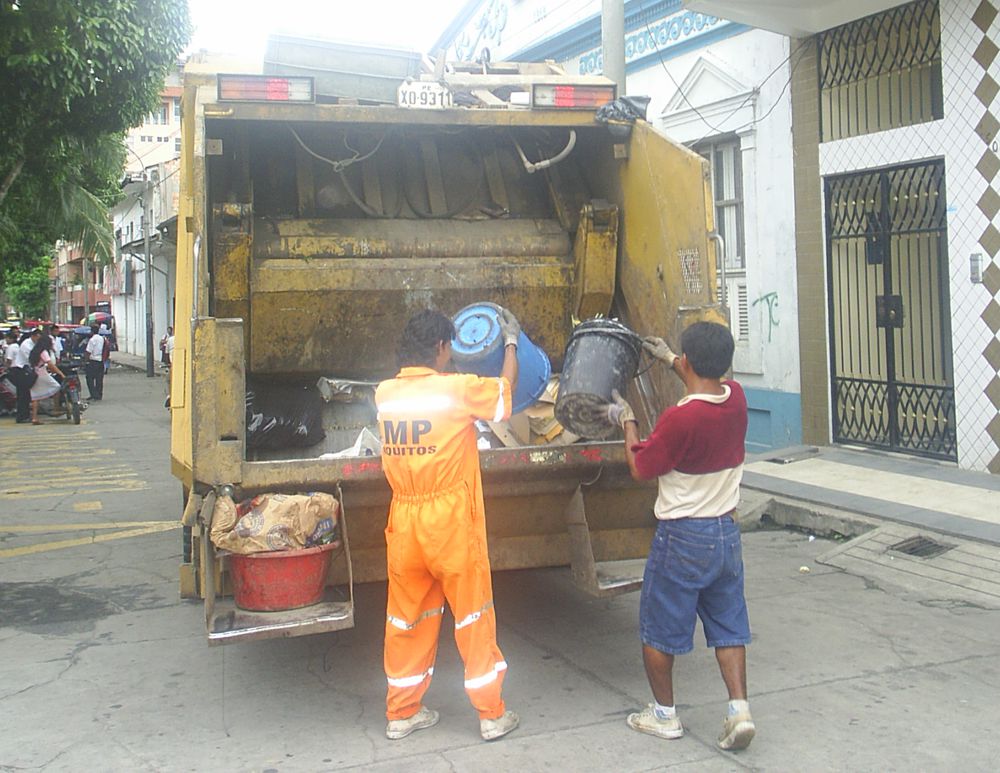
1;254;52;319
0;0;191;270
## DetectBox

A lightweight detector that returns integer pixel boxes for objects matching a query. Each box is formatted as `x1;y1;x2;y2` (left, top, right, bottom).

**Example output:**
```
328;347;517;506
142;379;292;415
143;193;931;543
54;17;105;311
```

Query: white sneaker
385;706;439;740
718;708;755;750
626;704;684;739
480;710;520;741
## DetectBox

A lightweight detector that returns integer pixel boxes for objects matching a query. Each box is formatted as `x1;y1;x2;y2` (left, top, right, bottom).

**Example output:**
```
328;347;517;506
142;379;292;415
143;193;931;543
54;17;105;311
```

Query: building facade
104;64;185;361
435;0;803;452
692;0;1000;472
108;157;179;362
52;241;111;324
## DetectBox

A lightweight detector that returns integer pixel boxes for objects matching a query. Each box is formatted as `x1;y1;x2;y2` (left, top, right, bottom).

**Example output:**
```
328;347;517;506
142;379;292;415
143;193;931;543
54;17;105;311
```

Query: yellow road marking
1;483;149;500
2;521;177;533
0;523;180;559
2;472;140;491
0;424;149;502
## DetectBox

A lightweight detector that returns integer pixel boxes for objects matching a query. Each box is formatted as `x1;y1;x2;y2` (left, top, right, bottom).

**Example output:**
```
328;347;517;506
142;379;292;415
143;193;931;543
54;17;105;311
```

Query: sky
186;0;473;58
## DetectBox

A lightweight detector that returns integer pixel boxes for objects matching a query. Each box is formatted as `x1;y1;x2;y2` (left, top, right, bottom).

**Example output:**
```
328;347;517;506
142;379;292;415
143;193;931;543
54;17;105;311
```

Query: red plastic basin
229;543;337;612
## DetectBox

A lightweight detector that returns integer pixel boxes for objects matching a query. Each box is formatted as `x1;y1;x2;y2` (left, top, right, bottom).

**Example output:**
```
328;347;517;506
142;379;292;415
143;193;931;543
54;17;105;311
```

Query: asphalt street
1;370;998;772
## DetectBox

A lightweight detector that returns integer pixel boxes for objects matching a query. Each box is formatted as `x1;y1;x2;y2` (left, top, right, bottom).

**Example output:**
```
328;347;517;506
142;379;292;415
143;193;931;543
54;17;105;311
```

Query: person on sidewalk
160;326;174;365
374;308;521;743
85;325;105;401
607;321;755;752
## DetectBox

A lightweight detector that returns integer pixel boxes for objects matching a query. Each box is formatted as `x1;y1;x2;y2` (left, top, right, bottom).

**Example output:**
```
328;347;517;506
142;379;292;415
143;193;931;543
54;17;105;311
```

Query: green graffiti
751;291;779;343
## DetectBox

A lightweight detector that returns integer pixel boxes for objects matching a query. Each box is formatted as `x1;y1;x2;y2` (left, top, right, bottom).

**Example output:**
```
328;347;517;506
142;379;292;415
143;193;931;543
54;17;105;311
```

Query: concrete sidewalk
109;350;165;374
742;445;1000;547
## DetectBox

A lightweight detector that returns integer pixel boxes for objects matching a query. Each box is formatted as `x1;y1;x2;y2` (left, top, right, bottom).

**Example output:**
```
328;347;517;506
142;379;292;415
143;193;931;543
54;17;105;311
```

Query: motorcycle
59;359;86;424
0;366;16;416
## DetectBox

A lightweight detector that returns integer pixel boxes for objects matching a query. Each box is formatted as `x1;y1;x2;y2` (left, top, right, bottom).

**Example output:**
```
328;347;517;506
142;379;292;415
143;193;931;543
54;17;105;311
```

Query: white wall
109;158;179;362
628;29;801;395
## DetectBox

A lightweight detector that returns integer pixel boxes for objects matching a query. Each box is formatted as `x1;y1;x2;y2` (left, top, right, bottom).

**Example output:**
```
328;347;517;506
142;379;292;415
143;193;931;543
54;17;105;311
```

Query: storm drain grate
888;535;954;559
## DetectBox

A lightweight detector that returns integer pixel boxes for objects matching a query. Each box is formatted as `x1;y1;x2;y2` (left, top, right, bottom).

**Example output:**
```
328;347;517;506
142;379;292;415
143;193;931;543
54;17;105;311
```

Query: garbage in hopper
210;492;340;554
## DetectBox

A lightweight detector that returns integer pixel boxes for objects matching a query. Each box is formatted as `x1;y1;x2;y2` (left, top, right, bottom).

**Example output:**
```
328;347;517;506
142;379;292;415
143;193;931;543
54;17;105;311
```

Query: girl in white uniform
29;334;64;424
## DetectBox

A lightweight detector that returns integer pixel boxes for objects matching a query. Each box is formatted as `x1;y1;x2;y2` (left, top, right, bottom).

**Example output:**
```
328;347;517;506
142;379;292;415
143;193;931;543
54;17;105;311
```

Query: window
819;0;942;141
148;102;168;125
694;136;745;272
175;137;182;153
173;97;181;121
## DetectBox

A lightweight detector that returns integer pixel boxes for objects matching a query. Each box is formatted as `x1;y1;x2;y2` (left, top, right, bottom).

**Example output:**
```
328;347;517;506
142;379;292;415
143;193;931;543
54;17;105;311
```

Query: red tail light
532;84;616;109
217;75;315;103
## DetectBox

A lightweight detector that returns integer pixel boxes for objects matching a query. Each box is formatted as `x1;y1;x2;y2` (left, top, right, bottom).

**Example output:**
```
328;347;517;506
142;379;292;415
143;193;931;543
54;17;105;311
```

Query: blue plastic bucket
451;302;551;414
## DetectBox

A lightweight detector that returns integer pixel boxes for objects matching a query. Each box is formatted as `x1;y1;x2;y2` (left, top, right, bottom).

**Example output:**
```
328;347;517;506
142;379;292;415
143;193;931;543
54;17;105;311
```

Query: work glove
606;388;636;429
498;307;521;348
642;336;678;367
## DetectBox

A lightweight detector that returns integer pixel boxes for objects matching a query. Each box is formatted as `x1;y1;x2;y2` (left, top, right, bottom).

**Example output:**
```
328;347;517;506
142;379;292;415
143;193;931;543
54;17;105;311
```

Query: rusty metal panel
252;218;571;259
248;256;574;375
191;318;245;485
611;121;723;412
573;201;618;319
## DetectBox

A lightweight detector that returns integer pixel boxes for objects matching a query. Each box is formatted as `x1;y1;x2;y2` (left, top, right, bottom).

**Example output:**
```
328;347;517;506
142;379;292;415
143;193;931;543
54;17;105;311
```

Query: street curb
112;359;163;375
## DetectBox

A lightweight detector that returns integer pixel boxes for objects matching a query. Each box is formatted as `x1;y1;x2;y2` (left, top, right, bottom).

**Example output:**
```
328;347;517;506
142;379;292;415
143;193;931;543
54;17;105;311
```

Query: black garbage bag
595;95;651;124
245;378;326;451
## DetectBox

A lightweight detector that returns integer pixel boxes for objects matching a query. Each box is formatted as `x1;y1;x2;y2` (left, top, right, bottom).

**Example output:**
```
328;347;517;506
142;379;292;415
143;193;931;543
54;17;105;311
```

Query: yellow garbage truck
171;54;725;644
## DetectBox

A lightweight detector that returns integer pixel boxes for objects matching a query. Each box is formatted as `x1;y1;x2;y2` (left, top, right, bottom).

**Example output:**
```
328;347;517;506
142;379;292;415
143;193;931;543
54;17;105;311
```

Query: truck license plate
397;82;453;109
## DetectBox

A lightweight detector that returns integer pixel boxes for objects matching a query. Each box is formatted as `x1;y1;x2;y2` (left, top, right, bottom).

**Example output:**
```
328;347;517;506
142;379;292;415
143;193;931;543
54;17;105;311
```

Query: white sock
728;699;750;716
653;701;676;720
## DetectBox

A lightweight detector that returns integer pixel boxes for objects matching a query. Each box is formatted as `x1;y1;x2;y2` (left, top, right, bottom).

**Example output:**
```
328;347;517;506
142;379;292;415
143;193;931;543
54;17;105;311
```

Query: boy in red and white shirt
608;321;755;752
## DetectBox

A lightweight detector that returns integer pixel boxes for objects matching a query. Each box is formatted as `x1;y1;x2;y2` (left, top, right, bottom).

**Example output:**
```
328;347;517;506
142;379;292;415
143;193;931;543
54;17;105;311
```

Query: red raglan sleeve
630;406;692;479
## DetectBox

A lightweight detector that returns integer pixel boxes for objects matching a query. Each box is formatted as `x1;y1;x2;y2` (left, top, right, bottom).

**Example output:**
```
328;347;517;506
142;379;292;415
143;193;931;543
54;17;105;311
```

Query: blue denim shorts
640;515;751;655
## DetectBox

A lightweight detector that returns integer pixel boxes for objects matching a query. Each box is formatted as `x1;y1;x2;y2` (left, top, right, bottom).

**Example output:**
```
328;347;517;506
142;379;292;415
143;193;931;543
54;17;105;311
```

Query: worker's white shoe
626;705;684;739
480;710;520;741
385;706;439;740
717;708;755;751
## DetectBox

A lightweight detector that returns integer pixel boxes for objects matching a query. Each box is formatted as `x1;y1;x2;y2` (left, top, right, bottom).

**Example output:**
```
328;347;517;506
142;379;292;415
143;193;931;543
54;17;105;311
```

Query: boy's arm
622;419;643;481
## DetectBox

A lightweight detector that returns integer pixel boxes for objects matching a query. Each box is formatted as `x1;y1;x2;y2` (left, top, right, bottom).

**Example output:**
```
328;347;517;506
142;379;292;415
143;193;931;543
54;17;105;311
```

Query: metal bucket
554;318;641;439
451;302;551;414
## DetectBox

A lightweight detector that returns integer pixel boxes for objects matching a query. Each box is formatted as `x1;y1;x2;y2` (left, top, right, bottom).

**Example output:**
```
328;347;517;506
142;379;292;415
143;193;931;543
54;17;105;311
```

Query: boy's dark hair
397;309;455;368
680;321;734;379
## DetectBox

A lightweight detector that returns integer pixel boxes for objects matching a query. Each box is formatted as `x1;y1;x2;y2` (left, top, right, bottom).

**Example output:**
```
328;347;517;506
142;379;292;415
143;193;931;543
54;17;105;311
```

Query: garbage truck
171;50;726;644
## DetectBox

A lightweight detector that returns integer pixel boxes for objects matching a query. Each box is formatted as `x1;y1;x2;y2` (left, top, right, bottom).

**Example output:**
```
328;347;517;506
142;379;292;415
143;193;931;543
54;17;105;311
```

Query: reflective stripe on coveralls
376;368;512;722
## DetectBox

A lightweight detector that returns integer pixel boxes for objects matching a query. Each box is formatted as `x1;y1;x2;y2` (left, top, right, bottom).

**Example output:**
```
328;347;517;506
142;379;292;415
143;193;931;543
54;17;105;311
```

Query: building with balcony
52;241;110;324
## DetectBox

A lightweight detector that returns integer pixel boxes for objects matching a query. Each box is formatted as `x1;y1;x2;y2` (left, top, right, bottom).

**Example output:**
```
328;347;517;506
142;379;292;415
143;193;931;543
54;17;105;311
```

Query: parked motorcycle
60;360;86;424
0;366;16;416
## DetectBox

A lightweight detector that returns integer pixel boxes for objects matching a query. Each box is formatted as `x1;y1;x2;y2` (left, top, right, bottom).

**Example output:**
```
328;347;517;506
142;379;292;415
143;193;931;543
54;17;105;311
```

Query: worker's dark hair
29;334;52;367
397;309;455;368
90;324;99;334
680;321;734;379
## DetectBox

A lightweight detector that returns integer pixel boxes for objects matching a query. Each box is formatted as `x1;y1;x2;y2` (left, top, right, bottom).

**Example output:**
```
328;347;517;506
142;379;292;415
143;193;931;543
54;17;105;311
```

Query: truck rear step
197;490;356;646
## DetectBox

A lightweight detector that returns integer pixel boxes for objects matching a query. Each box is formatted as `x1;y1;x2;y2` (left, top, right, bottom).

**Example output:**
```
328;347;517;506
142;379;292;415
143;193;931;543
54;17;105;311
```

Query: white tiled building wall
819;0;1000;471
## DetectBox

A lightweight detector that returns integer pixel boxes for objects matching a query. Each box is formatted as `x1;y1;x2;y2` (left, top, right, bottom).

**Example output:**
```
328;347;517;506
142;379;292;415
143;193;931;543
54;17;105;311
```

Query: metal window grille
695;136;745;271
819;0;943;141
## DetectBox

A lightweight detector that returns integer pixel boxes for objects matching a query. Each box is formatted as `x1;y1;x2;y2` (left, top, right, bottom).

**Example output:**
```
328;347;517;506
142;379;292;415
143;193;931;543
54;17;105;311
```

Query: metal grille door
825;160;956;460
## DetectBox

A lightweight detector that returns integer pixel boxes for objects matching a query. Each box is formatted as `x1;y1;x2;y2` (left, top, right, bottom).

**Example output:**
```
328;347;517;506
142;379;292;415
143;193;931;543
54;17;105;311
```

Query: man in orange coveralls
376;307;522;742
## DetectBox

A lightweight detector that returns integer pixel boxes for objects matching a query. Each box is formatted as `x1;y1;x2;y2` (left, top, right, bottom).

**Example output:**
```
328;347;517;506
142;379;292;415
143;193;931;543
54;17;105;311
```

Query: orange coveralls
375;366;512;721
